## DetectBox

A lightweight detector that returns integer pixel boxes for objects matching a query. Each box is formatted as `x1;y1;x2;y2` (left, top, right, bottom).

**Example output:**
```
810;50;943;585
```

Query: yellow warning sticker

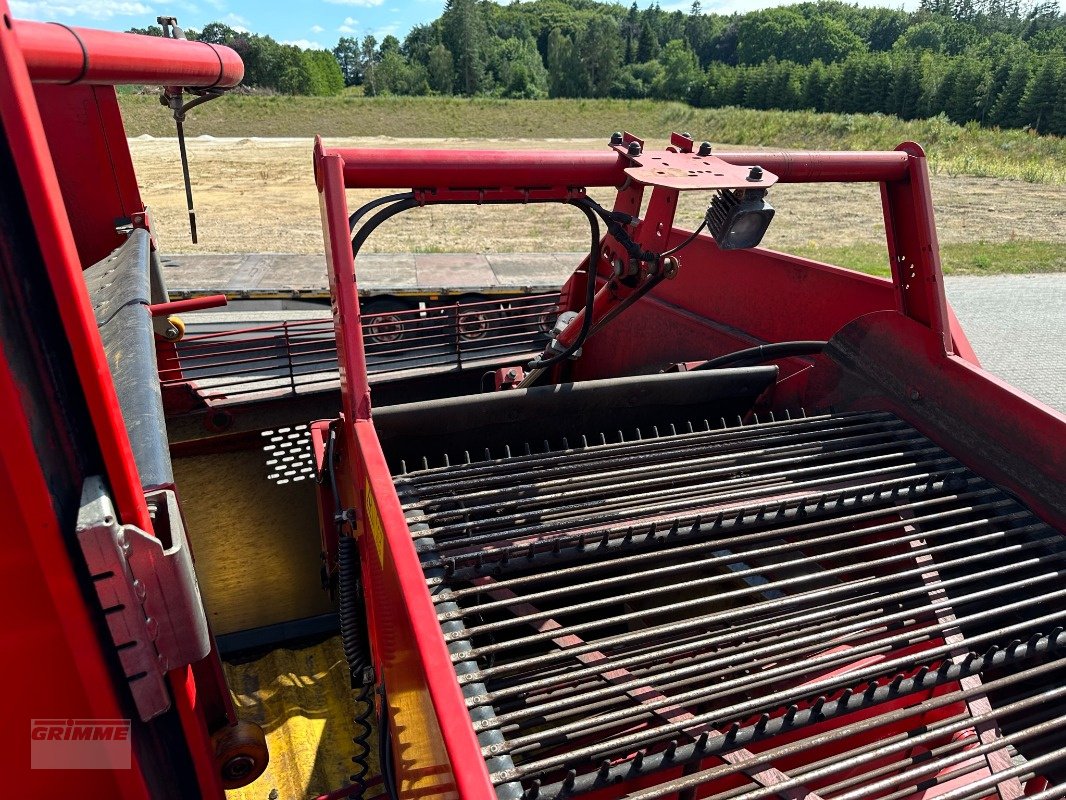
363;481;386;567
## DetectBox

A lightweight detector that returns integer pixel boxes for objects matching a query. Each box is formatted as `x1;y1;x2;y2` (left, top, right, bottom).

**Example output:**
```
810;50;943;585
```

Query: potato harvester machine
2;9;1064;800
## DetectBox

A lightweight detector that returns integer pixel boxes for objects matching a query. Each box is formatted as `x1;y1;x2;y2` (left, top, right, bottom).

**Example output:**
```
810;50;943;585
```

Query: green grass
118;94;1066;184
792;240;1066;277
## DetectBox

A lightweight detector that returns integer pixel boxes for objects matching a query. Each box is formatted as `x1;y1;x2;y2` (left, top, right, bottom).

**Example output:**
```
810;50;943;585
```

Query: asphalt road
944;274;1065;413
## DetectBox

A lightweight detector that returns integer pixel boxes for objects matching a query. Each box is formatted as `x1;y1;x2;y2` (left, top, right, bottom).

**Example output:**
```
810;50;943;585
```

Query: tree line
127;22;345;96
131;0;1066;135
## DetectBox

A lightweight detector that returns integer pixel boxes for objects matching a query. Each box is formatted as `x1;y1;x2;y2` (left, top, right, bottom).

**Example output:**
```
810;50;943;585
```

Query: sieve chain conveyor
392;410;1066;800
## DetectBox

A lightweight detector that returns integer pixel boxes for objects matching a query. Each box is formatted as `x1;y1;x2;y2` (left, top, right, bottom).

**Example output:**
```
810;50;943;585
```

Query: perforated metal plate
620;150;778;191
261;424;315;485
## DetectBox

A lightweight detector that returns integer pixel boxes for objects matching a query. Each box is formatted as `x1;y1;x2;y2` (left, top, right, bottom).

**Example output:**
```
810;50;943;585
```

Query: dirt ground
128;135;1066;255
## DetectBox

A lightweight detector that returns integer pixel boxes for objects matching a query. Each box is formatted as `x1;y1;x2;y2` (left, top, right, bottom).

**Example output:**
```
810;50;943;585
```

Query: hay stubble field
129;135;1066;276
121;96;1065;276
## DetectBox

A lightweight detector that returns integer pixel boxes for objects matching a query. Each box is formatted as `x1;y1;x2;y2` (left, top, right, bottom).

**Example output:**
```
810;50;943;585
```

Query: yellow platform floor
223;635;379;800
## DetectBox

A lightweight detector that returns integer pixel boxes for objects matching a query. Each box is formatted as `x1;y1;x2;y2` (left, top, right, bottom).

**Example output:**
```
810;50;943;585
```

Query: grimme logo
30;719;131;770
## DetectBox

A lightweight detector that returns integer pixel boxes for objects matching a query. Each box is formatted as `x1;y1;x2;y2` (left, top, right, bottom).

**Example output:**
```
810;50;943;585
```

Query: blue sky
11;0;950;50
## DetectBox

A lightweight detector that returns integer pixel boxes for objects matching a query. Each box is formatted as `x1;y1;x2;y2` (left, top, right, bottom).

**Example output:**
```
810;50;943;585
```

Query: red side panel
2;7;233;794
34;83;144;267
806;310;1066;529
0;4;149;532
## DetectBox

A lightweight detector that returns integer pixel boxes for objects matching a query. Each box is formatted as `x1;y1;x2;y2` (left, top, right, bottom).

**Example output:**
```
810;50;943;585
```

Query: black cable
692;340;829;370
660;221;707;258
339;536;376;797
330;429;380;799
378;690;400;800
526;199;601;373
352;196;421;258
349;192;415;234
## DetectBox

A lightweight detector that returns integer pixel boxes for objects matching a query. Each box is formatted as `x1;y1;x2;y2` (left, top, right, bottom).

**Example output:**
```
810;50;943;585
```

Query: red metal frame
315;133;1063;799
34;83;147;266
15;19;243;87
2;9;245;795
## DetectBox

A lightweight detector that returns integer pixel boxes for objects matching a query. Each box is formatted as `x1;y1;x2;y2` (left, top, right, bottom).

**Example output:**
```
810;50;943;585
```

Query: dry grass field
128;135;1066;275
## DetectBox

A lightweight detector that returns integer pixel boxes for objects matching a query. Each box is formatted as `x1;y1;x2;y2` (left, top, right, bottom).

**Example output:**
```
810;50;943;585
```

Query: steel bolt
681;131;692;139
698;141;713;156
612;257;625;278
747;165;764;181
661;256;680;279
610;131;623;145
627;141;642;156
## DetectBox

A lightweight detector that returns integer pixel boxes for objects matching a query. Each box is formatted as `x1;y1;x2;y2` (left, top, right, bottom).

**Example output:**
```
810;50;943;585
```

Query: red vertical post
880;142;953;355
315;137;372;423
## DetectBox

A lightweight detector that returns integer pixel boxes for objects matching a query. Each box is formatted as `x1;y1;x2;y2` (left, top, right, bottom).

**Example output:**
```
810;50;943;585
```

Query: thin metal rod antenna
175;113;197;243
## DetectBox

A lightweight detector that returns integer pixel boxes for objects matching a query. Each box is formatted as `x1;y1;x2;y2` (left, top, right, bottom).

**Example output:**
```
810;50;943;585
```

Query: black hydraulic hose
352;196;421;258
693;340;829;370
349;192;415;234
526;199;601;373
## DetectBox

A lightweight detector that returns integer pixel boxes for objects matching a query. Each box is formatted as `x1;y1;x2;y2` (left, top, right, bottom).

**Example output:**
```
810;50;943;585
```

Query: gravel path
945;274;1065;412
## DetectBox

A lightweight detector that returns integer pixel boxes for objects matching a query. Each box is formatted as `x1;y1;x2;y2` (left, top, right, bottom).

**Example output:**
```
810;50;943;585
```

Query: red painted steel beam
722;150;910;183
324;146;909;189
328;147;631;190
14;19;243;87
149;294;227;317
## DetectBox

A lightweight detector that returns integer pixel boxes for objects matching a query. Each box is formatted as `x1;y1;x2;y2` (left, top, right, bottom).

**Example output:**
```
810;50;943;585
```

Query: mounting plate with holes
615;147;778;191
262;424;316;485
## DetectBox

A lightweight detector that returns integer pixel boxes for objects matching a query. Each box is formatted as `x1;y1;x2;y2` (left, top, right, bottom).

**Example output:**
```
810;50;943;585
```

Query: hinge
76;476;211;721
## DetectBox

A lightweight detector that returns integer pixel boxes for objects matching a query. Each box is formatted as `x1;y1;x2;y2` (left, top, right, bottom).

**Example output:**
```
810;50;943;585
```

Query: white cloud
221;11;248;32
338;15;358;33
324;0;384;7
10;0;153;19
282;38;322;49
310;23;325;32
373;22;398;38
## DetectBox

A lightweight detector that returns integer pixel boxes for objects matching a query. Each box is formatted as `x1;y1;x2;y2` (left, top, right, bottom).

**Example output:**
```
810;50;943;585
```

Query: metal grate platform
158;294;556;405
392;410;1066;800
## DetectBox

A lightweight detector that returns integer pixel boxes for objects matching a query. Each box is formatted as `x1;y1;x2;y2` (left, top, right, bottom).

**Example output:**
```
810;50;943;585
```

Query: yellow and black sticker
363;480;386;567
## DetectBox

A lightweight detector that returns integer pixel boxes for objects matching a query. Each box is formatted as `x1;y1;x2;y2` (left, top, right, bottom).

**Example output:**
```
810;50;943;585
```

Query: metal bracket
76;476;211;721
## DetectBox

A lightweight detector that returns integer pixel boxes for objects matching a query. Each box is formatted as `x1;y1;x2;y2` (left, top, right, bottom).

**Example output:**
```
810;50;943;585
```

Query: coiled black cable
338;535;379;797
330;428;380;798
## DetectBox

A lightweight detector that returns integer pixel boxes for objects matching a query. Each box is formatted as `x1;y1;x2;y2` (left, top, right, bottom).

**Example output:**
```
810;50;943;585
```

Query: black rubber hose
692;340;829;370
352;196;421;258
349;192;415;234
527;199;601;373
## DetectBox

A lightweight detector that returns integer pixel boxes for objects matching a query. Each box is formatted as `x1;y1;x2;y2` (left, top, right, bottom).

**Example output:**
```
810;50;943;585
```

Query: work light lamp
705;187;775;250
